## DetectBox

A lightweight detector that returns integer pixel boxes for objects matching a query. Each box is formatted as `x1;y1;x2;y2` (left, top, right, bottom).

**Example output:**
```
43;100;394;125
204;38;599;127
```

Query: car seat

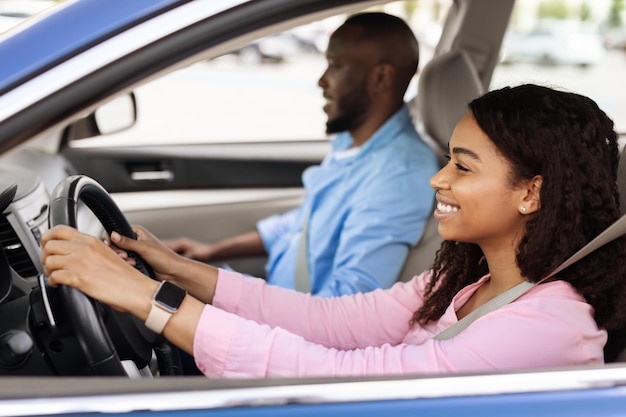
397;49;484;282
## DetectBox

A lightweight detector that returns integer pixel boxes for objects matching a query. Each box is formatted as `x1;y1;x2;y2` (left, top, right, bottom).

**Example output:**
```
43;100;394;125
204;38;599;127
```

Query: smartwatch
145;281;187;334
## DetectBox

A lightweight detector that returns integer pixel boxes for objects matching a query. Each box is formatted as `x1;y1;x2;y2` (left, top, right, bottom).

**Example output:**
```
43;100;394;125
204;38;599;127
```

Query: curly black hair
412;84;626;353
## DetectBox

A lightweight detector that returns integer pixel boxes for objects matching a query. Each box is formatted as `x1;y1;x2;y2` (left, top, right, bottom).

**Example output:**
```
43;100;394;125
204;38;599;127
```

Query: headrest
416;50;484;158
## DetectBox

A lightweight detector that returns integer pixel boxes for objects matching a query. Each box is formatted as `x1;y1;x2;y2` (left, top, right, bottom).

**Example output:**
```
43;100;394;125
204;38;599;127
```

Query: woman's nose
430;165;450;190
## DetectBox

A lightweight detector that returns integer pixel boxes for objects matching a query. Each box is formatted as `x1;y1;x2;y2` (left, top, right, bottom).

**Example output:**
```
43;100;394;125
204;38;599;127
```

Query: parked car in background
603;27;626;49
232;33;301;64
501;20;606;67
230;24;328;64
0;0;625;416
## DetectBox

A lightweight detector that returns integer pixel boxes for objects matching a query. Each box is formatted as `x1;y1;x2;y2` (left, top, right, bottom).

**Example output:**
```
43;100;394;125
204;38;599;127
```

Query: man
165;12;438;296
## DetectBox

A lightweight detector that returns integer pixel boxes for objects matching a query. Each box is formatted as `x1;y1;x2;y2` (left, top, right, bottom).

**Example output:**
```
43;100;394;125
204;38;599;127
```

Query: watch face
155;281;186;311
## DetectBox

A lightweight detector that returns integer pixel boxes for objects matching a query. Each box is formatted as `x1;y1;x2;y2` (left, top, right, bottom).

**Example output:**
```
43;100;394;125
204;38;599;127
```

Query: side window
124;29;330;145
493;0;626;135
70;1;451;148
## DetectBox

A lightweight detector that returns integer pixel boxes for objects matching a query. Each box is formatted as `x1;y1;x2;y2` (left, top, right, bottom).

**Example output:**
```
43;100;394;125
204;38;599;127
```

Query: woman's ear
519;175;542;215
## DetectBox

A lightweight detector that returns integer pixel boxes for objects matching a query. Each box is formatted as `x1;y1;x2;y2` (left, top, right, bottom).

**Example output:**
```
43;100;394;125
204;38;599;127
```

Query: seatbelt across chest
294;209;311;293
435;213;626;340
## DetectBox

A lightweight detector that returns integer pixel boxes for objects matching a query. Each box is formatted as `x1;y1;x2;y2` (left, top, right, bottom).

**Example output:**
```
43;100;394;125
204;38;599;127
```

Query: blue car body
0;0;181;94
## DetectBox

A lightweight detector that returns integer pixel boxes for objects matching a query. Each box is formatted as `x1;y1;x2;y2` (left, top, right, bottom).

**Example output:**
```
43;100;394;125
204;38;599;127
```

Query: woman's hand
107;225;185;283
108;225;219;303
42;225;209;356
41;225;158;318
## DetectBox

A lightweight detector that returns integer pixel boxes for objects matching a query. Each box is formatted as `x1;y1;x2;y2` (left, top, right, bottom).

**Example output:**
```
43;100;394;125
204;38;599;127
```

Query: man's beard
325;83;370;134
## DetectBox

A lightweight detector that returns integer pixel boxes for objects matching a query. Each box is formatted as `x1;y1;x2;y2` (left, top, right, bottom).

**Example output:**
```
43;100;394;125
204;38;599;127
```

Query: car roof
0;0;183;94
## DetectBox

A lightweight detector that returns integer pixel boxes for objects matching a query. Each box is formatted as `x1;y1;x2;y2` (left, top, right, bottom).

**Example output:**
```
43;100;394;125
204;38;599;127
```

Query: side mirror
93;93;137;135
63;93;137;141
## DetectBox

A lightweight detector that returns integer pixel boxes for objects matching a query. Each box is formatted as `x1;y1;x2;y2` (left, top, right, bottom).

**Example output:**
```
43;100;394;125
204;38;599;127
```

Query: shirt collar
330;104;412;160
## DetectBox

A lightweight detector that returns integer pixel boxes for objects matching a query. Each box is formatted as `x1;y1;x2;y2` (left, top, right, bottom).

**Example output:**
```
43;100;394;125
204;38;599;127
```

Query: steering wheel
46;175;175;375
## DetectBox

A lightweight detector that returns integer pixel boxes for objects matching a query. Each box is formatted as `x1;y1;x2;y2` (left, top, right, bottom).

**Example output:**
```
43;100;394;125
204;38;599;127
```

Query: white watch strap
145;304;173;334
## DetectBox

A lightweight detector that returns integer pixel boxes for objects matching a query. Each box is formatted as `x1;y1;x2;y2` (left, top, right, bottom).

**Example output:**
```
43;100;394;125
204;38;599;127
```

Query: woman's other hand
41;225;158;316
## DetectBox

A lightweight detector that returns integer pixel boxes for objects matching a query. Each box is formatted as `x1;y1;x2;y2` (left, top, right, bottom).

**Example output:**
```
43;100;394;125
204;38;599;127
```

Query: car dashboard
0;165;113;377
0;166;48;301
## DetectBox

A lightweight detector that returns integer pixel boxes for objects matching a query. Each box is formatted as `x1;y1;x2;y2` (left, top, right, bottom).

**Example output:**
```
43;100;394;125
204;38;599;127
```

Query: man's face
318;26;376;134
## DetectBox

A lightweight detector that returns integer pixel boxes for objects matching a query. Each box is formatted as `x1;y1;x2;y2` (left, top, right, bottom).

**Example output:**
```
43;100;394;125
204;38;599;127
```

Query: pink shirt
193;269;606;378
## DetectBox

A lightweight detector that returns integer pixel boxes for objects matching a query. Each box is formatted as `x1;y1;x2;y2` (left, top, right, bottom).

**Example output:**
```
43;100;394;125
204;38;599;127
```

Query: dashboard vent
0;215;38;278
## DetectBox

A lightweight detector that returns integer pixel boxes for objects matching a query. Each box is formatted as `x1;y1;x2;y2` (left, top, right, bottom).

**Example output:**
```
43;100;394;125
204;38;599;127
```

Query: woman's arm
194;282;605;377
108;225;220;304
41;225;206;355
42;224;423;351
211;268;427;350
112;225;429;350
41;226;604;377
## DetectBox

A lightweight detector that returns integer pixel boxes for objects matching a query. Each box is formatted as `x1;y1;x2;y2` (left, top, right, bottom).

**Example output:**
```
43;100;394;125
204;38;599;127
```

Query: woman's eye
444;153;470;172
455;163;470;172
444;154;469;172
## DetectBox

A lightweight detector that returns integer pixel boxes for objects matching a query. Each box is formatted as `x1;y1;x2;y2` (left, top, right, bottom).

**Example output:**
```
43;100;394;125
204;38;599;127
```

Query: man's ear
520;175;542;215
371;63;394;93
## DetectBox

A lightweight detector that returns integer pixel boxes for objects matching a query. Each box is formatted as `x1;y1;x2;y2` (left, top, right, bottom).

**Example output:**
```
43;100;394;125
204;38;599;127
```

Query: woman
41;84;626;377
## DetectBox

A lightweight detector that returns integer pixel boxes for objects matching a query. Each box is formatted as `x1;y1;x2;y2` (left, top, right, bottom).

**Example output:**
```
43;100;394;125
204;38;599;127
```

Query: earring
520;206;527;213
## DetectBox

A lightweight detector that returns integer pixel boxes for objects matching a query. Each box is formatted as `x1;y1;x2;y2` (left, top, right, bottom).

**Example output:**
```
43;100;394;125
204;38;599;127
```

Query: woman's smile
434;194;460;221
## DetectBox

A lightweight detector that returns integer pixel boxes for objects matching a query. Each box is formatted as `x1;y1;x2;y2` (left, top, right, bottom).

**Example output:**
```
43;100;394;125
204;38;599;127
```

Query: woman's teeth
437;203;459;213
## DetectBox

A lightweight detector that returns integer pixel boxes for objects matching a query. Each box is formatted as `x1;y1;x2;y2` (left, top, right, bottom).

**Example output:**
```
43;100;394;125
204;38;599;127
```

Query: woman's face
430;112;531;250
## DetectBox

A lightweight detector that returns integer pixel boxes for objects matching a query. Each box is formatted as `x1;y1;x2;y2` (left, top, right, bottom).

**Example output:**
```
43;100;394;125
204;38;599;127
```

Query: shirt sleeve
256;207;300;251
212;268;428;350
313;166;435;296
195;278;606;378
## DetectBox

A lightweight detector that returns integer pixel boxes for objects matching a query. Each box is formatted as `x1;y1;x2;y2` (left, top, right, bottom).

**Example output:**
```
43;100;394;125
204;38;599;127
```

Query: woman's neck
481;242;526;290
456;247;526;320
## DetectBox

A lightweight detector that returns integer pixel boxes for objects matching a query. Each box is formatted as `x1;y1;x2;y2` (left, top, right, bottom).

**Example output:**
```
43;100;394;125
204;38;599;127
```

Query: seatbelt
434;213;626;341
294;209;311;293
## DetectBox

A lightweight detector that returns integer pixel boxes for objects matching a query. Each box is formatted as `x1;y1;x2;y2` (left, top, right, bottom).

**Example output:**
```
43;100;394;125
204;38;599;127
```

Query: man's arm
164;230;266;262
164;206;301;262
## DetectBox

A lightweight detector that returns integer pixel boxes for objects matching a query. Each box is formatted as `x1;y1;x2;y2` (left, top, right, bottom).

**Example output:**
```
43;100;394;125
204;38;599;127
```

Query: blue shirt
257;104;439;296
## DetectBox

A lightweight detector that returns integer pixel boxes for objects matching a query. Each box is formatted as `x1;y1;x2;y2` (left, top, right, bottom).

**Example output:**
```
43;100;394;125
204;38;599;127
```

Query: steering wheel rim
48;175;156;375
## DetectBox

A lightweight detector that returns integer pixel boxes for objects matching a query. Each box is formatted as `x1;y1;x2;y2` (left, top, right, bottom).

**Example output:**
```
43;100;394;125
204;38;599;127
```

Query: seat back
397;204;440;281
397;50;484;282
414;49;485;161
